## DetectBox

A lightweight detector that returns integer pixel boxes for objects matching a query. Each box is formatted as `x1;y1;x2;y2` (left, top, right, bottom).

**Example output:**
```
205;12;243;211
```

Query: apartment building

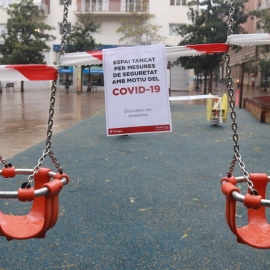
0;0;191;90
225;0;270;89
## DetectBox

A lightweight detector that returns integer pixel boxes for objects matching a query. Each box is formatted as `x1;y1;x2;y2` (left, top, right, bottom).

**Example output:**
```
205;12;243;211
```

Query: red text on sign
112;85;161;96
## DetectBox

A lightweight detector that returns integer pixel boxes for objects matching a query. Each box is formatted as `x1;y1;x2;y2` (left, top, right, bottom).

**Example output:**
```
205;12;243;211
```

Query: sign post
103;44;172;136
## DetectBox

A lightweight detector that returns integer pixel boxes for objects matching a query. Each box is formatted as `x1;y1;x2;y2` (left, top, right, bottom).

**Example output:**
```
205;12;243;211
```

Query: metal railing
76;0;149;13
34;1;49;15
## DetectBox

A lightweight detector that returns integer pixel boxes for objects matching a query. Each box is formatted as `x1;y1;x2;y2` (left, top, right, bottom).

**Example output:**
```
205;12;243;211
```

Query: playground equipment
220;0;270;249
207;93;228;125
1;0;270;247
0;0;70;240
0;167;69;240
169;93;228;125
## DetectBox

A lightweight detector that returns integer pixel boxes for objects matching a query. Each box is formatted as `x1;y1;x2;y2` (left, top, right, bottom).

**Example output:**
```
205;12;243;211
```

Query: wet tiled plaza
0;87;105;158
0;83;267;159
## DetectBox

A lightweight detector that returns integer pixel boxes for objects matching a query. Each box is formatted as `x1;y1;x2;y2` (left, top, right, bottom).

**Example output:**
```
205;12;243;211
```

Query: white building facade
0;0;192;91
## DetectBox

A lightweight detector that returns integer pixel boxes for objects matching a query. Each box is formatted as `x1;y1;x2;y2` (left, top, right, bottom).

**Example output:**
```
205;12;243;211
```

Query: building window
0;0;12;7
169;24;182;36
0;24;7;35
0;24;6;45
60;0;72;4
170;0;186;5
60;23;71;35
84;0;109;12
126;0;146;12
93;0;104;11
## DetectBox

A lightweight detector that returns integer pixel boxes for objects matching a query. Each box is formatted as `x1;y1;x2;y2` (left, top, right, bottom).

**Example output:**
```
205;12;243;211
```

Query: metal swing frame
221;0;270;249
0;0;70;240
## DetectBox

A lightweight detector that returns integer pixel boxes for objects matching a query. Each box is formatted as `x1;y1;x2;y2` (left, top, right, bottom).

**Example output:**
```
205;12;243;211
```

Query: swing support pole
239;62;245;108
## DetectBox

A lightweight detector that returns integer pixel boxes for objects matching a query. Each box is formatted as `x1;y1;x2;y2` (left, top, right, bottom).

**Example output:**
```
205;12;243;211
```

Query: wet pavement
0;87;105;159
0;83;268;159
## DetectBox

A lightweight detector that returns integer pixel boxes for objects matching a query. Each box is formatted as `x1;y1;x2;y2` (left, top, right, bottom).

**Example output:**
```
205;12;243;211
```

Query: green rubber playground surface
1;104;270;269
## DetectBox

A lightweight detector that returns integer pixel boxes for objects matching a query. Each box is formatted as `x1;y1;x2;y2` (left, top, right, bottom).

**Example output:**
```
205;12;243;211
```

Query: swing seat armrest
18;188;35;202
43;180;63;198
221;181;240;198
54;172;70;185
1;167;16;178
221;176;237;186
244;193;262;209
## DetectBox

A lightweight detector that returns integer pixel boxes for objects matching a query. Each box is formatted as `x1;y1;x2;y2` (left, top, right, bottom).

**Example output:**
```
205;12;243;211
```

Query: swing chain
227;0;235;37
27;83;64;186
26;1;69;187
48;149;63;174
225;0;256;194
0;156;9;167
59;0;69;62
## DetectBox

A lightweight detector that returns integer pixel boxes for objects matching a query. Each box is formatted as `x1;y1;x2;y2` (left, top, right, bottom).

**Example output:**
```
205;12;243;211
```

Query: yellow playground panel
207;93;228;124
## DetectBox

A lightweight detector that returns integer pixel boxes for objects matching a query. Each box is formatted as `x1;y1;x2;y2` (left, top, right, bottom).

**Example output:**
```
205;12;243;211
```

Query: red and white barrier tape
0;65;58;81
59;43;229;66
59;51;103;66
60;33;270;67
4;33;269;81
166;43;229;58
227;34;270;46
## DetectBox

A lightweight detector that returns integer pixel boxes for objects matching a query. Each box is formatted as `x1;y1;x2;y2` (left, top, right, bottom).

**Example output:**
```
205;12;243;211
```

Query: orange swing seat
221;173;270;249
0;167;69;241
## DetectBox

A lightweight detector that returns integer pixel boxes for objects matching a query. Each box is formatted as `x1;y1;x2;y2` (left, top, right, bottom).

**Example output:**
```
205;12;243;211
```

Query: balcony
33;0;49;15
75;0;149;16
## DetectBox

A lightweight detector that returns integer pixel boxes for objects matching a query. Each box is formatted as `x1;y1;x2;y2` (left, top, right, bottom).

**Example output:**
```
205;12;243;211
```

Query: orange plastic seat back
0;167;68;240
221;173;270;249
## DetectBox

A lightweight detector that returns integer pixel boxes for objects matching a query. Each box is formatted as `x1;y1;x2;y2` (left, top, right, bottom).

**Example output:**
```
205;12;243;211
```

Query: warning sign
103;44;172;136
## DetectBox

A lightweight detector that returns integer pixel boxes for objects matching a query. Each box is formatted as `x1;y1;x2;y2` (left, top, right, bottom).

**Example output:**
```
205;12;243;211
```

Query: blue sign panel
53;45;61;51
83;69;103;74
59;66;73;73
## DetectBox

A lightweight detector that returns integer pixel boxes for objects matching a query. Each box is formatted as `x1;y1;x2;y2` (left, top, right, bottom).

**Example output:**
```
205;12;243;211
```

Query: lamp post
87;65;92;92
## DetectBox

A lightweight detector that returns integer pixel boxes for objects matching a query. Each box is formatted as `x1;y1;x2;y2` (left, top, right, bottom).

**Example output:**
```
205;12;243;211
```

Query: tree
176;0;248;93
66;13;99;53
249;8;270;89
0;0;55;91
242;57;258;88
116;1;165;45
1;0;55;65
250;8;270;33
65;13;100;92
258;57;270;90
